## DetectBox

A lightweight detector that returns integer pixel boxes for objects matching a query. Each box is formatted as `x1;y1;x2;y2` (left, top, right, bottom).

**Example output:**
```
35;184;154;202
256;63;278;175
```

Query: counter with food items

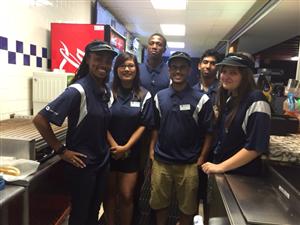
0;157;40;183
0;156;70;225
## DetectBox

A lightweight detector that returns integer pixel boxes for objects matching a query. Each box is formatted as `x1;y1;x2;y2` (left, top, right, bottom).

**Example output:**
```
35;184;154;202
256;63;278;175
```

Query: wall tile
36;56;42;67
42;47;48;58
0;36;8;50
23;54;30;66
8;51;16;64
16;41;24;53
30;44;36;56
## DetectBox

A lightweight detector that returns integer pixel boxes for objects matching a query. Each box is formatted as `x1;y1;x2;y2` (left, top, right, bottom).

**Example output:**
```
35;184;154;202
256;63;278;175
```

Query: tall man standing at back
139;33;170;96
137;33;170;225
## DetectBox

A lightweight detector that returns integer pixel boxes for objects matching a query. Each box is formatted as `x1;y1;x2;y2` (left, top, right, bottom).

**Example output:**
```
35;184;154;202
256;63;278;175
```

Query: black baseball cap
216;53;254;71
85;40;117;57
168;51;192;66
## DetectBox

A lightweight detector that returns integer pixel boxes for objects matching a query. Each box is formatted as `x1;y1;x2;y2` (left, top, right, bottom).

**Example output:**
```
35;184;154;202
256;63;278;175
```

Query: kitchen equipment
0;117;67;162
270;115;299;135
32;71;74;115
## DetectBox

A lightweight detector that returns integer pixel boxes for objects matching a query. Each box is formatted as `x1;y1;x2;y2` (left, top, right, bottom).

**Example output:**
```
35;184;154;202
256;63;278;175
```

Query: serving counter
208;133;300;225
0;185;25;225
0;156;70;225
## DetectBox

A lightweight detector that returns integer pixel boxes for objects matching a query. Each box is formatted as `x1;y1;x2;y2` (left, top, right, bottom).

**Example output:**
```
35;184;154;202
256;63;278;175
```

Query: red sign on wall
51;23;105;73
110;29;126;53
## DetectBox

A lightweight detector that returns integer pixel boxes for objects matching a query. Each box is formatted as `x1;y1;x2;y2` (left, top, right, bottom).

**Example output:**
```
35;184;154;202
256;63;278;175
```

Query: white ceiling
99;0;300;58
238;0;300;54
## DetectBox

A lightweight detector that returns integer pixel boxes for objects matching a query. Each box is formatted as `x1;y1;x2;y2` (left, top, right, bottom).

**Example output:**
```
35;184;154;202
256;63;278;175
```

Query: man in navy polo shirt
33;40;117;225
194;49;222;109
149;51;214;225
193;49;222;209
139;33;170;96
137;33;170;223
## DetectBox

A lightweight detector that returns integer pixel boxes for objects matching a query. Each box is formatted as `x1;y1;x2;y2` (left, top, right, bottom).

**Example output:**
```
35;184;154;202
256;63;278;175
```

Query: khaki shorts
149;160;199;215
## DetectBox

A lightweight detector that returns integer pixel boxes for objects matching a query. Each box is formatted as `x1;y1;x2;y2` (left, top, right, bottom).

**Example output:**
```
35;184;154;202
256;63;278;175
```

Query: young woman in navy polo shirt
104;52;153;225
202;52;271;175
33;40;117;225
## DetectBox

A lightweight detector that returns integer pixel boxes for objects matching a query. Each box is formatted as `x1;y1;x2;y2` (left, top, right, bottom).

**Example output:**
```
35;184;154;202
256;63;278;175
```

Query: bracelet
55;144;67;155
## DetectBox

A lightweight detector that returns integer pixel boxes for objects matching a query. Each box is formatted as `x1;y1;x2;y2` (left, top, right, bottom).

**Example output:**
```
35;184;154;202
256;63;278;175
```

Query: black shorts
110;151;139;173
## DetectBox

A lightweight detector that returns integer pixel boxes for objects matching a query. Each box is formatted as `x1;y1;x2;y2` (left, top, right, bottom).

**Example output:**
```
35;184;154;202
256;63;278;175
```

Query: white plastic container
193;215;204;225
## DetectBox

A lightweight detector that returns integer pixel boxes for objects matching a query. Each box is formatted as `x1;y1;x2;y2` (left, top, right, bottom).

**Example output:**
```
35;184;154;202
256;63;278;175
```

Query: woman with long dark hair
104;52;153;225
202;52;271;175
33;40;117;225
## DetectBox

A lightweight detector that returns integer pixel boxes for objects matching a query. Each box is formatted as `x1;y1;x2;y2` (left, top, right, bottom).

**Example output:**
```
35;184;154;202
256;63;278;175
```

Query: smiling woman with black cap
202;52;271;176
33;40;117;225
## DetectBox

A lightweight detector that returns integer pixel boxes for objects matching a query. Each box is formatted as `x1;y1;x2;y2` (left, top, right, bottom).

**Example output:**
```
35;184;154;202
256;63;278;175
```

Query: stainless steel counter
0;185;25;225
209;163;300;225
5;156;70;225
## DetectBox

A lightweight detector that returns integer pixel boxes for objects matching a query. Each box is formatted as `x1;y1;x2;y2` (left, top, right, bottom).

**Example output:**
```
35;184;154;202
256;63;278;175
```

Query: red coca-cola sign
51;23;105;73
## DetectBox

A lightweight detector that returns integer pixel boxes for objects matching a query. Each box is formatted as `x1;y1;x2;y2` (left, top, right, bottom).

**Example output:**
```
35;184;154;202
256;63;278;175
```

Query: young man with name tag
149;51;214;225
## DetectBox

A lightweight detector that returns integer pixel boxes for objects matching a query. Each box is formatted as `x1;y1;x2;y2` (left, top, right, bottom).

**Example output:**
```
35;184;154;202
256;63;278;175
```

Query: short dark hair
148;33;167;49
200;49;222;63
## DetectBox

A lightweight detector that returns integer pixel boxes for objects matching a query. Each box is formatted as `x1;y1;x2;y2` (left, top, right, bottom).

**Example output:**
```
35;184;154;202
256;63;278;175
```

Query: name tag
130;101;141;107
179;104;191;111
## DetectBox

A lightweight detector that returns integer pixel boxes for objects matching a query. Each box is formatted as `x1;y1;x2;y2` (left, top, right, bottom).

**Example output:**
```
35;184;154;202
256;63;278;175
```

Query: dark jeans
64;162;109;225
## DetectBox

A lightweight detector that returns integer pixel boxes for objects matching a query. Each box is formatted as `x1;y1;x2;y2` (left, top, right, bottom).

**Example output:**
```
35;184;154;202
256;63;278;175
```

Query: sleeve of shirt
197;95;214;134
39;87;81;126
152;94;161;129
140;91;154;128
244;107;271;154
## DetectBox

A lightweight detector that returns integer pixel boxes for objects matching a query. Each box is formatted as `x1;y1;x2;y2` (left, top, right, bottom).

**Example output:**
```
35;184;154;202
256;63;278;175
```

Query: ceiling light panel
151;0;186;10
167;42;185;48
160;24;185;36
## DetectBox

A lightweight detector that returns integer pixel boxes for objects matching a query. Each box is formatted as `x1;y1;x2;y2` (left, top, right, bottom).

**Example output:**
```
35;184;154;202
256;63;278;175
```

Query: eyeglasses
169;65;189;72
119;64;136;70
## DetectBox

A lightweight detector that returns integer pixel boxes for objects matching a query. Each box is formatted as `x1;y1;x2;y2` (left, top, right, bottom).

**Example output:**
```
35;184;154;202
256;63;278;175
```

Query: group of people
33;33;271;225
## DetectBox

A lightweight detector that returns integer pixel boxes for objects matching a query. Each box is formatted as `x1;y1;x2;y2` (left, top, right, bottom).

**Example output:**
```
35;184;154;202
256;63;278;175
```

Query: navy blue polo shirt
153;85;214;164
108;86;153;156
214;90;271;175
139;61;170;95
193;79;219;106
39;75;111;168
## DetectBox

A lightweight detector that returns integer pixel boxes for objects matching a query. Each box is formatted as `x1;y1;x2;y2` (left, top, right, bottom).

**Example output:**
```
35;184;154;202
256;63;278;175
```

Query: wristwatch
55;144;67;155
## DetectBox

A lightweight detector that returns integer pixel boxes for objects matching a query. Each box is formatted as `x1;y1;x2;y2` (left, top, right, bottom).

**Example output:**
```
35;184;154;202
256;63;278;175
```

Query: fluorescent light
151;0;186;10
29;0;53;6
291;56;299;61
167;42;185;48
160;24;185;36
